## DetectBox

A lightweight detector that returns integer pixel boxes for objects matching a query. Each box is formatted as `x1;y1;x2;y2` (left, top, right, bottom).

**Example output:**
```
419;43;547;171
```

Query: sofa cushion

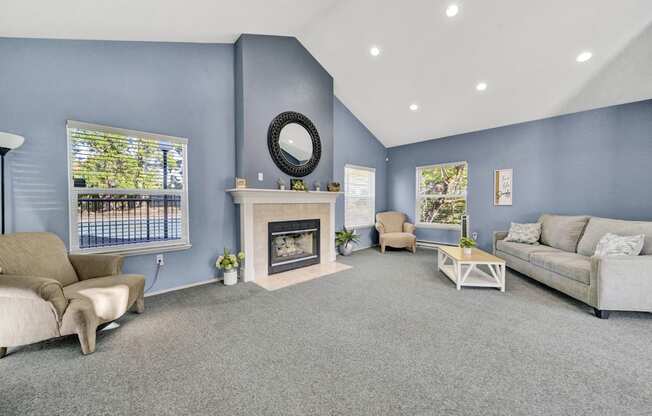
496;240;562;262
538;214;590;253
594;233;645;258
504;222;541;244
63;274;145;322
529;252;591;285
0;232;79;286
577;217;652;257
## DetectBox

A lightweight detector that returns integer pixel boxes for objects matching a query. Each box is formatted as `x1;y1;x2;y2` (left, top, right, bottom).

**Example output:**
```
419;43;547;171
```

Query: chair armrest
0;275;68;320
493;231;508;254
69;254;124;281
403;222;416;234
590;255;652;311
375;222;385;235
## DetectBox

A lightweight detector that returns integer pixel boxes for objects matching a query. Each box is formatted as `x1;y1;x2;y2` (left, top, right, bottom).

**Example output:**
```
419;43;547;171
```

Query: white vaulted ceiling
2;0;652;147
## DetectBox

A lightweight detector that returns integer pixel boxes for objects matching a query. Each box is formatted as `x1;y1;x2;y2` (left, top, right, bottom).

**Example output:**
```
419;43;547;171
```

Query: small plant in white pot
336;227;360;256
459;237;476;256
216;248;245;286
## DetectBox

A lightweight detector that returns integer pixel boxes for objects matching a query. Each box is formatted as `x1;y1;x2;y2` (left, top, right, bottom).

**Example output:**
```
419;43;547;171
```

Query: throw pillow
593;233;645;257
504;222;541;245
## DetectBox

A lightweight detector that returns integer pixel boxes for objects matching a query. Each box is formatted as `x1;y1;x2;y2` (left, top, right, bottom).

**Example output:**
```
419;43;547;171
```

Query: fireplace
268;219;320;274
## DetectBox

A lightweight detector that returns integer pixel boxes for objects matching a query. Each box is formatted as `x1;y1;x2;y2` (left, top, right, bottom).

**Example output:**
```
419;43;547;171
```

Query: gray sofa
494;214;652;319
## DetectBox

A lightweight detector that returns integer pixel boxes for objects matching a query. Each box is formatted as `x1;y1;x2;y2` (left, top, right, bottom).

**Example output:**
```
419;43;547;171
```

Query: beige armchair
0;233;145;358
375;211;417;253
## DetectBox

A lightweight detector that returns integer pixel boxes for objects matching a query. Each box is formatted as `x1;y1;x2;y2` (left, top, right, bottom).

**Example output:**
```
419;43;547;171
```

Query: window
416;161;467;229
67;121;190;254
345;164;375;229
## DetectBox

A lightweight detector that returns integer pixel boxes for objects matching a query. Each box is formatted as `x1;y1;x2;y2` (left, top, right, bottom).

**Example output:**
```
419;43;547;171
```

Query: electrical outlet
258;172;264;181
156;254;165;266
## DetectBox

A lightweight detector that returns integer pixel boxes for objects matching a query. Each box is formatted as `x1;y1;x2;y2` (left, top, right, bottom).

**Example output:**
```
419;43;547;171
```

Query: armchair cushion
376;212;406;234
0;233;78;286
63;274;145;323
69;254;124;281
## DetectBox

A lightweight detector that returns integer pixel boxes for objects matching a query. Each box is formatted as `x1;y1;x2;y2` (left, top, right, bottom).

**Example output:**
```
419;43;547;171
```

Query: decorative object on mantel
216;248;245;286
459;236;477;256
268;111;321;177
313;181;321;191
494;168;513;206
0;132;25;234
291;178;307;191
277;178;287;190
327;182;341;192
235;177;247;189
336;227;360;256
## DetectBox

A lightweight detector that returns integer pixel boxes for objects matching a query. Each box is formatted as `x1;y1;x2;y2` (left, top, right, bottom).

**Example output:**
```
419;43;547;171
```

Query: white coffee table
437;246;506;291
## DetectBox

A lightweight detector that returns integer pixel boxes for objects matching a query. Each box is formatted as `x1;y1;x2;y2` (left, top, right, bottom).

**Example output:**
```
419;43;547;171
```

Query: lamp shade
0;132;25;150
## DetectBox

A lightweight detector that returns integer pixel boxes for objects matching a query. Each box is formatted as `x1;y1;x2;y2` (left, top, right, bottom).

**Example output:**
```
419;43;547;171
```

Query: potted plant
459;237;476;256
336;227;360;256
216;248;245;285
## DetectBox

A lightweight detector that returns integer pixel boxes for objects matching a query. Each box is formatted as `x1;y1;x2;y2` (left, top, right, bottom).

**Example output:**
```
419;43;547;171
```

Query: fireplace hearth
268;219;320;274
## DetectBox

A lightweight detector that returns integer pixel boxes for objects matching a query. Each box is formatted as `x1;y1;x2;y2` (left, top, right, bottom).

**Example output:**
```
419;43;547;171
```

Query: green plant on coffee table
336;227;360;247
216;248;245;270
459;237;477;249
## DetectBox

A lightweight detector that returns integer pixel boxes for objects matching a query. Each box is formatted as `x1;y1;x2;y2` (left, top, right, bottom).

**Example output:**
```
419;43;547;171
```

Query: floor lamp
0;132;25;234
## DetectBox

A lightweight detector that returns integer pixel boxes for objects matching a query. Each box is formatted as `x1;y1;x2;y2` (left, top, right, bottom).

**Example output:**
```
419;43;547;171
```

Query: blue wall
235;34;334;189
387;99;652;251
333;97;387;248
0;38;236;292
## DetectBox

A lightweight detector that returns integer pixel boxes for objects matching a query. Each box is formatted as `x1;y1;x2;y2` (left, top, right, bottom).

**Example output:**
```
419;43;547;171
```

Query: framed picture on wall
494;169;513;206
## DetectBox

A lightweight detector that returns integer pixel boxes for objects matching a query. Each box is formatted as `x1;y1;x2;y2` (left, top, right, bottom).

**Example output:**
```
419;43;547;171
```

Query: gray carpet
2;248;652;415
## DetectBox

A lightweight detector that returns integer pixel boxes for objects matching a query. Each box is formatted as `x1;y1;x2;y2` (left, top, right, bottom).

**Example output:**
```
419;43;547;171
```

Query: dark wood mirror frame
267;111;321;177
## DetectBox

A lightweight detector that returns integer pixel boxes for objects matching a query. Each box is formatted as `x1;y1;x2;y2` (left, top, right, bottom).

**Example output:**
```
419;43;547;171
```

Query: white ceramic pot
463;247;473;256
339;242;354;256
223;269;238;286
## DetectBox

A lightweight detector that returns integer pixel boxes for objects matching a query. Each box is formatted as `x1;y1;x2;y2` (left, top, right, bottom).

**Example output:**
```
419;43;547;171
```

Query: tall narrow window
67;121;190;254
416;161;467;229
345;164;375;229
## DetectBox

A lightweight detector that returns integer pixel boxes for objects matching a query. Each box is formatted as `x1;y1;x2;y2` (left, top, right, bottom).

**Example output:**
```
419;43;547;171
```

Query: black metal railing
77;195;182;249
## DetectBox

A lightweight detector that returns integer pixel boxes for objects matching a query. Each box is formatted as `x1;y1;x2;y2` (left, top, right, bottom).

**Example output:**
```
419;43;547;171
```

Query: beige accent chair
375;211;417;253
0;233;145;358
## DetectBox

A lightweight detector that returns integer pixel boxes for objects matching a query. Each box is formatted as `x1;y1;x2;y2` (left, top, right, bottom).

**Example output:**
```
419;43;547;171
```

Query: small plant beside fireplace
216;248;245;286
336;227;360;256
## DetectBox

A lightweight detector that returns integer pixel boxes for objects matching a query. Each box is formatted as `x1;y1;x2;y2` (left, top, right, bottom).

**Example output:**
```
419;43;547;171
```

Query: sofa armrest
403;222;416;234
0;275;68;320
375;222;385;235
590;255;652;311
69;254;124;281
493;231;508;254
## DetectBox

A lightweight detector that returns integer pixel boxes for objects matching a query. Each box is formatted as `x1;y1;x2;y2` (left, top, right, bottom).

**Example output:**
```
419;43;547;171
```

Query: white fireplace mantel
226;188;342;282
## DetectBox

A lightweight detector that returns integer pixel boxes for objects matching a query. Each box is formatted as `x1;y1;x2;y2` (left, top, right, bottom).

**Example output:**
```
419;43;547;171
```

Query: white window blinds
66;121;190;253
345;165;376;229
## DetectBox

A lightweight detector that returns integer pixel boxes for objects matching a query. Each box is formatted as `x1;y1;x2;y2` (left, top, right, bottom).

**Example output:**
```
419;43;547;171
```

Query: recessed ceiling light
446;4;459;17
476;82;488;91
409;103;419;111
369;46;381;57
576;51;592;63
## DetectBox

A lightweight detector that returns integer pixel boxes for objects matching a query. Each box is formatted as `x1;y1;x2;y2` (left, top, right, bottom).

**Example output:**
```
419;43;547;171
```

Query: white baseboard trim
416;240;456;250
145;277;220;298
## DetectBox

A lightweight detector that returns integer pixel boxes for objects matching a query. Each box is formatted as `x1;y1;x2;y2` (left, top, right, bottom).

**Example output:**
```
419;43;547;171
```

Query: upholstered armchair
375;211;417;253
0;233;145;358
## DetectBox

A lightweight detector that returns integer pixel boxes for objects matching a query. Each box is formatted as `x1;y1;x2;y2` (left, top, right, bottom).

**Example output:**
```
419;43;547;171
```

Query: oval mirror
268;111;321;177
279;123;313;166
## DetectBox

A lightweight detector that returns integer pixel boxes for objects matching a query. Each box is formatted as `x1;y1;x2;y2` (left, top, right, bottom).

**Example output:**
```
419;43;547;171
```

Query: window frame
344;163;376;229
415;161;468;230
66;120;191;255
